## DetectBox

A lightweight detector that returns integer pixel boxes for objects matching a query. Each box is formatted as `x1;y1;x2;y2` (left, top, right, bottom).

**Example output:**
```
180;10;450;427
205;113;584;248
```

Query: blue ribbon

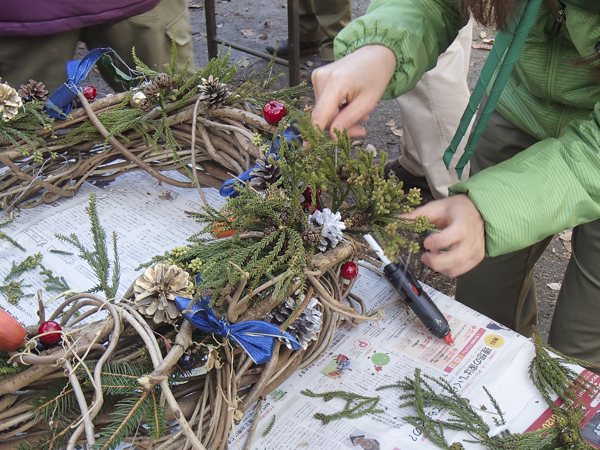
175;296;301;364
46;48;114;118
219;122;301;198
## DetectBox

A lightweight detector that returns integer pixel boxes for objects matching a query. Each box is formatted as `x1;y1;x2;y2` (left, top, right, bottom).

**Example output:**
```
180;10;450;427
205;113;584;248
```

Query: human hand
311;45;396;139
406;194;485;278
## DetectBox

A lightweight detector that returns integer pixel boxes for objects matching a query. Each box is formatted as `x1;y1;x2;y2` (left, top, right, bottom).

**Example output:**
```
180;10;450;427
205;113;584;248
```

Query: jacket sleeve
450;104;600;256
333;0;468;99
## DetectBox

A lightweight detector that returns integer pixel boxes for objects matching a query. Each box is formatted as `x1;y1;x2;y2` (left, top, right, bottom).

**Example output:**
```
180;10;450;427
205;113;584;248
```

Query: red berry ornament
263;100;287;125
38;321;62;345
83;85;97;100
341;261;358;280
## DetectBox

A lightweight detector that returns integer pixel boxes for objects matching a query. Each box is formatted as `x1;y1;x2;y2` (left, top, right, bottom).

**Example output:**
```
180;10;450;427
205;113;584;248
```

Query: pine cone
139;97;154;112
275;206;291;225
270;296;322;350
264;225;277;236
18;79;48;102
133;263;191;324
302;227;320;246
308;208;346;252
352;211;370;228
249;155;281;191
155;73;172;89
142;82;160;98
199;75;229;109
0;82;23;122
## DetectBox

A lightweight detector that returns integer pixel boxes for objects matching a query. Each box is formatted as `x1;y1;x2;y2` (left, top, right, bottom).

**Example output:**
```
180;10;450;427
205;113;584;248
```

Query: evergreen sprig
0;350;28;375
56;194;120;299
0;100;54;156
379;364;592;450
0;279;33;304
529;329;600;408
5;252;43;281
39;264;71;292
0;219;25;251
263;415;276;436
295;116;435;258
301;389;384;424
24;362;167;450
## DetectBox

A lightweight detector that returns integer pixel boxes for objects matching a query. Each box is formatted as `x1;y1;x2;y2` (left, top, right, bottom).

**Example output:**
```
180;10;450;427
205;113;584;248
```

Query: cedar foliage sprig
39;264;71;292
0;279;33;304
0;350;28;375
0;219;25;251
379;368;554;450
0;100;54;156
301;389;384;424
529;328;600;409
379;329;600;450
162;116;432;306
5;252;43;281
56;194;120;299
296;116;435;257
263;415;276;436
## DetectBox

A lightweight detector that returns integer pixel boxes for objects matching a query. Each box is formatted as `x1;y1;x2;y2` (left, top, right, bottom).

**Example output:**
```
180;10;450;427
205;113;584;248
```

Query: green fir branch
94;392;151;450
301;389;384;425
5;252;43;281
55;194;120;299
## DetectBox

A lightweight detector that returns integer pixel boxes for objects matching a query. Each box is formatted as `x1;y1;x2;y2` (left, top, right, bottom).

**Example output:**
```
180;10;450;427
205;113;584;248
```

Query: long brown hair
461;0;522;29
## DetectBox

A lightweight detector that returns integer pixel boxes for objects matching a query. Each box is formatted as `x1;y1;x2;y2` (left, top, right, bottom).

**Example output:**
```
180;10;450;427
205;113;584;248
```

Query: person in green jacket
311;0;600;367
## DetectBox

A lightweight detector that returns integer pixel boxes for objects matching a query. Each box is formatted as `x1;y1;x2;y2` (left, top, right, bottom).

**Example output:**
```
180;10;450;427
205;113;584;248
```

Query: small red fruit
38;321;62;345
263;100;287;125
341;261;358;280
83;85;97;100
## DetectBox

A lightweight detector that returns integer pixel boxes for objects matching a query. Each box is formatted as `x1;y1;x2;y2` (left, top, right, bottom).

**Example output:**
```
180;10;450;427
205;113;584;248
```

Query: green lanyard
442;0;543;179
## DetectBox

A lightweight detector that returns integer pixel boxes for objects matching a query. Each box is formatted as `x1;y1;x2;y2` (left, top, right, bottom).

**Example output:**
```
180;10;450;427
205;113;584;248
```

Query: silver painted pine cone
308;208;346;252
133;264;191;324
271;296;322;350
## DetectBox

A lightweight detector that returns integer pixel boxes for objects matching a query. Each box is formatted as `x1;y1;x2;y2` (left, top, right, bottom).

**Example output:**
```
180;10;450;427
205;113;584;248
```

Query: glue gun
363;234;454;345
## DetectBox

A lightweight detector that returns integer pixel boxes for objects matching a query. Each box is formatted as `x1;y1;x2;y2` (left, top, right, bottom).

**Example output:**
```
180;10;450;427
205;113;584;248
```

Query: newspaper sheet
1;172;598;450
0;171;224;324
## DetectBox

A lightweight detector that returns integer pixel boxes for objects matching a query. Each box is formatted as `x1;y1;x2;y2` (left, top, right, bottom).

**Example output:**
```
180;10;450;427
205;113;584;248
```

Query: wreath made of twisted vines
0;46;311;215
0;75;435;449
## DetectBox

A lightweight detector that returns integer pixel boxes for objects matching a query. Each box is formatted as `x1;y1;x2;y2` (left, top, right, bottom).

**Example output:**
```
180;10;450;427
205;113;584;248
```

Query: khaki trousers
395;20;473;199
457;110;600;368
299;0;352;61
0;0;194;93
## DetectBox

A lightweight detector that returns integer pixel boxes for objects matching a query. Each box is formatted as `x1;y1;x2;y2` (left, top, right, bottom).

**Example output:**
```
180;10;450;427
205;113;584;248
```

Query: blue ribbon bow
175;296;301;364
46;48;114;118
219;122;301;198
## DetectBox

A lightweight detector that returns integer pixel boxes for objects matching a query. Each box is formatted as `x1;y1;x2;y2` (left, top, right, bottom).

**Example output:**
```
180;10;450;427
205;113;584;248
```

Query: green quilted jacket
334;0;600;256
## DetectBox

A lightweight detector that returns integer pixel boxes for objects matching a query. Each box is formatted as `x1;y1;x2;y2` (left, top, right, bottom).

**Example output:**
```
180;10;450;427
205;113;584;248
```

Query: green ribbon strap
443;0;543;179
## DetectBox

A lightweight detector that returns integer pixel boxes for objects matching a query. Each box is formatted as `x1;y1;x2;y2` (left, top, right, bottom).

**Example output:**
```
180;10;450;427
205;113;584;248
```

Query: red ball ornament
83;85;97;100
341;261;358;280
262;100;287;125
38;321;62;345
